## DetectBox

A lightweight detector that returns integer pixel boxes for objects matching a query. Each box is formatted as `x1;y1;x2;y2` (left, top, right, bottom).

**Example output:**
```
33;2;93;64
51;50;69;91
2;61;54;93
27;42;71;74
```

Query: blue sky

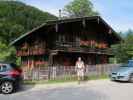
19;0;133;32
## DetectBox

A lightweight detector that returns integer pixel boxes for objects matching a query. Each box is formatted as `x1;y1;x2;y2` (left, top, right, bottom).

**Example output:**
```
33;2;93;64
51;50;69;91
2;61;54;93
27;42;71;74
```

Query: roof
11;16;122;45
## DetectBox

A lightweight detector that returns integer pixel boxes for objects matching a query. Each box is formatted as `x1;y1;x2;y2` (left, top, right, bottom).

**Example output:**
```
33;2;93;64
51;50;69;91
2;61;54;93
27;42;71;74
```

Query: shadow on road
112;80;131;84
14;83;36;94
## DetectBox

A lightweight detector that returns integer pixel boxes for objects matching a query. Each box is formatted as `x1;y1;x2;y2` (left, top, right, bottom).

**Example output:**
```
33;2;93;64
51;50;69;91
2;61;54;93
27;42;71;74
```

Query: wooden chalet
11;16;122;70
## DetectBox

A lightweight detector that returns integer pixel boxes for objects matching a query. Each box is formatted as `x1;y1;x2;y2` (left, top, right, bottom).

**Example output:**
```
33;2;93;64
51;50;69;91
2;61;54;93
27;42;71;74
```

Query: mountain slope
0;1;57;43
0;1;57;63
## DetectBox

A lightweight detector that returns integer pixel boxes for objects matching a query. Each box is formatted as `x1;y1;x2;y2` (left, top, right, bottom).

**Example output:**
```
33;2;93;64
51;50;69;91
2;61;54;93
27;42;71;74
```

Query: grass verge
24;74;109;85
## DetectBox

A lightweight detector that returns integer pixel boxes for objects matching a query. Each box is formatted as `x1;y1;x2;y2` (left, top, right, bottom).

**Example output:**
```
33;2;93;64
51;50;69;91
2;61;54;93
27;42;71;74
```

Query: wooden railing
23;64;121;80
53;45;113;55
16;48;45;56
53;41;112;55
55;41;79;48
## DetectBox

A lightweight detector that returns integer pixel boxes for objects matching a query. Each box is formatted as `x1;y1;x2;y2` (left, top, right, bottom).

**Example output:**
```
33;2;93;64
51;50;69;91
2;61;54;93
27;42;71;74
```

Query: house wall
15;23;111;68
54;31;109;49
16;30;110;69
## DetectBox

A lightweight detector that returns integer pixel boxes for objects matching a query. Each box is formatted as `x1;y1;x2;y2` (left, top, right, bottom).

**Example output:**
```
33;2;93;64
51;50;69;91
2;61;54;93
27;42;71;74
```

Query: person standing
75;57;85;84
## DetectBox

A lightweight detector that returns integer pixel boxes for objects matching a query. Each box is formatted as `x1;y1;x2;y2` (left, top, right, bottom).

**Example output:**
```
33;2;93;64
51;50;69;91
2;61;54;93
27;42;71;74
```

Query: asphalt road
0;79;133;100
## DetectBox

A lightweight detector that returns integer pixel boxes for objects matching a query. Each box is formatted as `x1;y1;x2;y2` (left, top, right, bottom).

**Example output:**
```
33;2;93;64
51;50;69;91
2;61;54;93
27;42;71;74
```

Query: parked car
0;62;22;94
109;60;133;82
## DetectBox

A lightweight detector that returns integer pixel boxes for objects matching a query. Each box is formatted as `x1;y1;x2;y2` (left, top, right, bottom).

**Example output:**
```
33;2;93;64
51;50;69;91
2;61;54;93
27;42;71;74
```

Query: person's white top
76;61;84;69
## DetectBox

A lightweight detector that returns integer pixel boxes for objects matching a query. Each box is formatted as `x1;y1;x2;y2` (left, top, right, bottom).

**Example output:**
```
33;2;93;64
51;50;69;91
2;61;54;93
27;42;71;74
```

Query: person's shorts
77;69;84;77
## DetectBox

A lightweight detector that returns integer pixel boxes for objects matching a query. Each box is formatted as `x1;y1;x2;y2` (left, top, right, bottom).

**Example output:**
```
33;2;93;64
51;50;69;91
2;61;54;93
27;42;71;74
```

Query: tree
0;42;16;63
111;30;133;63
63;0;99;18
0;1;57;64
0;1;57;44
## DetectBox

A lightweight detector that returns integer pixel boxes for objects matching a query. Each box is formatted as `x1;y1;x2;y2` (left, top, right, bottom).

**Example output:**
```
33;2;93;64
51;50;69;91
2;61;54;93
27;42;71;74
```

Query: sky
19;0;133;32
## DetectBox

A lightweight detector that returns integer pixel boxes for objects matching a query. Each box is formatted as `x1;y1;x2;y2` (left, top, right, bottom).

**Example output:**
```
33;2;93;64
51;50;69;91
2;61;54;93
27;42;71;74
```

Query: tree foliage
111;30;133;63
0;1;57;63
0;1;57;43
63;0;99;18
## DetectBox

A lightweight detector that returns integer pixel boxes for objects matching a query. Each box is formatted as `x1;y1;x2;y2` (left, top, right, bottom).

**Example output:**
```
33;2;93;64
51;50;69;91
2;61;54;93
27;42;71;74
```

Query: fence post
38;66;40;80
52;66;57;80
96;64;99;78
48;67;51;80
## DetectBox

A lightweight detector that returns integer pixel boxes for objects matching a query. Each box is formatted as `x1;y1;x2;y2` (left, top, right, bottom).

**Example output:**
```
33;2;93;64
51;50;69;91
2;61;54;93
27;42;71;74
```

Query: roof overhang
10;16;122;46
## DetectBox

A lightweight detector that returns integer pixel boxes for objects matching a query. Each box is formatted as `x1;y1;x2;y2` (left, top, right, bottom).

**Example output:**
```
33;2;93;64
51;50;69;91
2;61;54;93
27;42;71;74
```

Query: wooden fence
23;64;121;80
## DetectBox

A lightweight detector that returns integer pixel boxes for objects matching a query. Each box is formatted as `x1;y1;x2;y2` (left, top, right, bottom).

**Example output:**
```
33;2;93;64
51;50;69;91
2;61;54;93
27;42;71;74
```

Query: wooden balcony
55;41;79;48
16;48;45;56
53;42;113;55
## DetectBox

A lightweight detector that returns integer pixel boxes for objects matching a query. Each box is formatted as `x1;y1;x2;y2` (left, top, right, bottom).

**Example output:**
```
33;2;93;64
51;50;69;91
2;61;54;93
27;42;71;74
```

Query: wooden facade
11;16;121;69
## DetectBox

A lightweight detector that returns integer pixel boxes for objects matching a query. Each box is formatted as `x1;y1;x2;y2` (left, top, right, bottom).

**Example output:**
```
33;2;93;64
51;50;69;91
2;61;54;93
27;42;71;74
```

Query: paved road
0;79;133;100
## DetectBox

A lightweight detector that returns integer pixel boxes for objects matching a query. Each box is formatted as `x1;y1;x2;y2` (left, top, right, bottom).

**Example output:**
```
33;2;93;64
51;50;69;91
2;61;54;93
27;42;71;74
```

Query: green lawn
24;74;109;85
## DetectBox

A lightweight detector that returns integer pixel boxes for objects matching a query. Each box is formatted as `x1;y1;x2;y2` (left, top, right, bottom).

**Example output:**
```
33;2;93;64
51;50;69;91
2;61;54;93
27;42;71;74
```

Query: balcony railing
53;42;113;55
55;41;79;48
16;48;45;56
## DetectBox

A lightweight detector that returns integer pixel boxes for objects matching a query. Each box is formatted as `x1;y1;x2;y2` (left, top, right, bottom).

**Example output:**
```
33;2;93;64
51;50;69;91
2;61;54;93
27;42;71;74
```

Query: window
0;65;8;72
10;63;18;69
